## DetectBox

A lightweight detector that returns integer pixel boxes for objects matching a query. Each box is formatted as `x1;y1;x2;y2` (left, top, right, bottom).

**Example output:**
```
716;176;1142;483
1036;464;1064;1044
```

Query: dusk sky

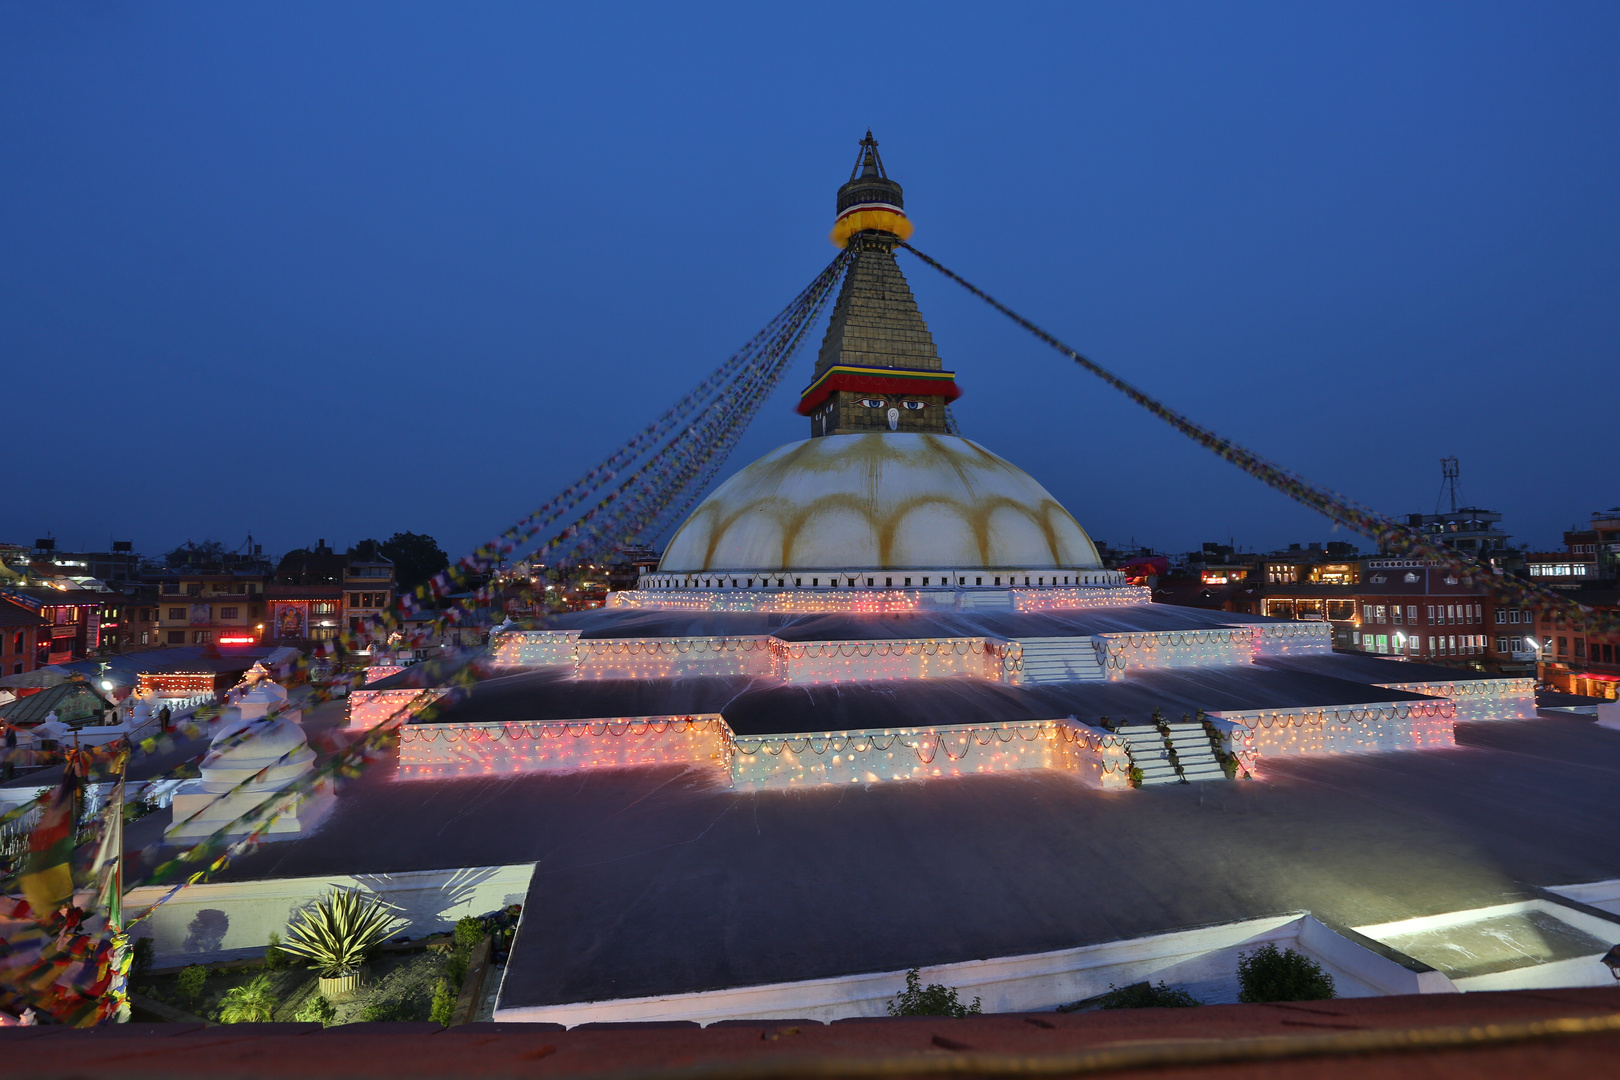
3;3;1617;563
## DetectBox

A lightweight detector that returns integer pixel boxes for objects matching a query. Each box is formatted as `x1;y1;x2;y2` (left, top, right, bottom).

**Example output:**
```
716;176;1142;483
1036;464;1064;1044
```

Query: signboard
189;603;211;626
273;602;307;639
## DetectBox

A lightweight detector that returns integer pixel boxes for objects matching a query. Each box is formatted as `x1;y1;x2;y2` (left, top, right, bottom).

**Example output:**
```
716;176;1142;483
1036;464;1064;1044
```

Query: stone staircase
1115;721;1228;784
1016;637;1106;684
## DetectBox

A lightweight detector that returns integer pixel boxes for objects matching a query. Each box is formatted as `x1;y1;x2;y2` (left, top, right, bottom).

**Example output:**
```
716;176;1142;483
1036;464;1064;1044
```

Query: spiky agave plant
279;888;403;978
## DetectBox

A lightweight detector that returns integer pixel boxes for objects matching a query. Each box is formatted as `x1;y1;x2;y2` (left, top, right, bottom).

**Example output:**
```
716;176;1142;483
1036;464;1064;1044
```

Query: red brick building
0;597;46;678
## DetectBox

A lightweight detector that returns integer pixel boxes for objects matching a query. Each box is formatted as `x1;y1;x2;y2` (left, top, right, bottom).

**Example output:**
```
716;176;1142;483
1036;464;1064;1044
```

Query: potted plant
278;888;403;1001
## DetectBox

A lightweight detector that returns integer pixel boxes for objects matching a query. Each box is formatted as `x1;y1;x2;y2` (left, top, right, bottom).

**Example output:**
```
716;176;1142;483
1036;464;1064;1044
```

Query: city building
148;569;270;647
342;542;395;640
0;584;116;666
0;598;46;678
267;541;347;645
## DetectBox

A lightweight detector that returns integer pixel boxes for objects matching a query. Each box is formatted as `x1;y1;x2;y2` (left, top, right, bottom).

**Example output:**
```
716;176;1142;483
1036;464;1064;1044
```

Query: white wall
125;863;534;965
493;914;1452;1027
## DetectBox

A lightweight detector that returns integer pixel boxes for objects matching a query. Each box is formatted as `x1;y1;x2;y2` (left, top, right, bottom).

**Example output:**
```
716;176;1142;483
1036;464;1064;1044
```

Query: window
162;582;179;595
348;593;361;607
1575;639;1586;658
1495;609;1506;624
1427;605;1435;622
167;630;186;645
10;631;20;655
187;583;203;597
1374;605;1386;623
313;602;336;615
1558;636;1568;656
139;632;149;645
168;608;186;621
220;606;239;620
1407;606;1417;622
193;630;211;644
1391;606;1402;625
1363;604;1375;622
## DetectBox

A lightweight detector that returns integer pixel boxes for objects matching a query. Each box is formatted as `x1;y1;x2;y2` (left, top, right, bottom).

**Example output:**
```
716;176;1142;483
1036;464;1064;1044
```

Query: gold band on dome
831;207;914;248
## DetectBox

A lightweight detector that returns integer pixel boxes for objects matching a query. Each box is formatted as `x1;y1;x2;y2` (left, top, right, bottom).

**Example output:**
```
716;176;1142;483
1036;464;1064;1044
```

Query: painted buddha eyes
861;398;886;408
902;400;926;410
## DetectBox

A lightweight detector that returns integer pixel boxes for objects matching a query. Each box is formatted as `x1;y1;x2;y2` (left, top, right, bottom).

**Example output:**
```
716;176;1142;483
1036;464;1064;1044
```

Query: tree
886;969;982;1017
166;540;227;568
1236;944;1335;1002
379;532;450;592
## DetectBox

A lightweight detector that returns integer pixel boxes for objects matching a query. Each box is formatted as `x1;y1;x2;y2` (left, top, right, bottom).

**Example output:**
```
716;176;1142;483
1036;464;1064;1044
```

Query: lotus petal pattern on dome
659;434;1102;573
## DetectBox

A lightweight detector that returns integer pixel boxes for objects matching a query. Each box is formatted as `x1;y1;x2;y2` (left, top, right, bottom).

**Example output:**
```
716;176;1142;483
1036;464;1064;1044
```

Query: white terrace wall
345;688;449;731
492;913;1452;1027
126;864;535;966
397;717;732;779
1098;628;1254;678
490;630;579;668
1206;699;1456;758
1373;678;1535;722
1252;622;1335;657
574;637;775;679
770;638;1018;684
727;720;1130;789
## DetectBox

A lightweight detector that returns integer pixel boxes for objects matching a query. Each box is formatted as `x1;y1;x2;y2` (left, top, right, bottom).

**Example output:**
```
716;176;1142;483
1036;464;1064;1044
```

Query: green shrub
293;994;337;1026
444;951;468;988
429;978;456;1027
359;999;413;1022
263;931;289;970
279;888;403;978
453;916;484;952
1237;944;1335;1003
177;964;208;1004
131;937;155;981
1098;981;1201;1009
218;974;277;1023
886;969;981;1018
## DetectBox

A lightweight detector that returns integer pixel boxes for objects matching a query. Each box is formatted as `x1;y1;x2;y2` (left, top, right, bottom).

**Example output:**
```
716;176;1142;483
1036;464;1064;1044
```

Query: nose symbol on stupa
887;407;899;431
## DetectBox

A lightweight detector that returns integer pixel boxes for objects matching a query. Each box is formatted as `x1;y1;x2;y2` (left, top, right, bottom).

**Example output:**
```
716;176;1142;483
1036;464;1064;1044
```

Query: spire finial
831;131;911;248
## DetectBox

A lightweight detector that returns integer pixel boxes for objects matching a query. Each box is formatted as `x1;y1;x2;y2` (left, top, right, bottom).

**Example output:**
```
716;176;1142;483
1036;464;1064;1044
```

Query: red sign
218;634;258;645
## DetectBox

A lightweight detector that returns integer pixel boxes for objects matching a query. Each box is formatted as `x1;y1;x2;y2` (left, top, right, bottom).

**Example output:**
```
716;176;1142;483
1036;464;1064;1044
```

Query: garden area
128;890;521;1027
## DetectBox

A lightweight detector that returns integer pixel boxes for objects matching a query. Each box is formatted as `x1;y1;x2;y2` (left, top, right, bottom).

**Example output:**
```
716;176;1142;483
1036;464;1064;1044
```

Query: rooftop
206;715;1620;1012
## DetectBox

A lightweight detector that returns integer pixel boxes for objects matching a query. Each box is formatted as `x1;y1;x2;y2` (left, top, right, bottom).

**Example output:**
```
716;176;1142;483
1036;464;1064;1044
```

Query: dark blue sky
4;3;1617;561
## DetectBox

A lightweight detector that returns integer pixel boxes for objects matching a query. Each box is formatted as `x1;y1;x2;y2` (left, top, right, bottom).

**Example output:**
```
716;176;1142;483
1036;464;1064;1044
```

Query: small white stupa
166;683;330;841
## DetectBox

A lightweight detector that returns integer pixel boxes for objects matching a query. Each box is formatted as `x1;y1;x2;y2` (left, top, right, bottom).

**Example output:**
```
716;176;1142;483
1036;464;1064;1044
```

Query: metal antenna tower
1437;457;1461;514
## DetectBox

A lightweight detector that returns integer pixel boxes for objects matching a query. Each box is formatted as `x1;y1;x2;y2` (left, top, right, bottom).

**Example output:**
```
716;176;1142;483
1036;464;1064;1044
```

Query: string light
1371;678;1535;722
1208;700;1456;756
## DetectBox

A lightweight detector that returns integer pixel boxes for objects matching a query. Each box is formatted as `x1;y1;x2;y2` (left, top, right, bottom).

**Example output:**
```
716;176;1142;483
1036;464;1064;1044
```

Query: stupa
374;133;1533;789
140;137;1602;1025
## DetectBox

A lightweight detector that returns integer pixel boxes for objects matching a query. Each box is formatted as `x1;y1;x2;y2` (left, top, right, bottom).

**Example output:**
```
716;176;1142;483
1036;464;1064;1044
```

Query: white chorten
166;712;332;841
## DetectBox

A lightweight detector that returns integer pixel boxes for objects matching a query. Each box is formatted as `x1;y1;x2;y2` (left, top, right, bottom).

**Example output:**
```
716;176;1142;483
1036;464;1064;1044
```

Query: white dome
660;434;1101;573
